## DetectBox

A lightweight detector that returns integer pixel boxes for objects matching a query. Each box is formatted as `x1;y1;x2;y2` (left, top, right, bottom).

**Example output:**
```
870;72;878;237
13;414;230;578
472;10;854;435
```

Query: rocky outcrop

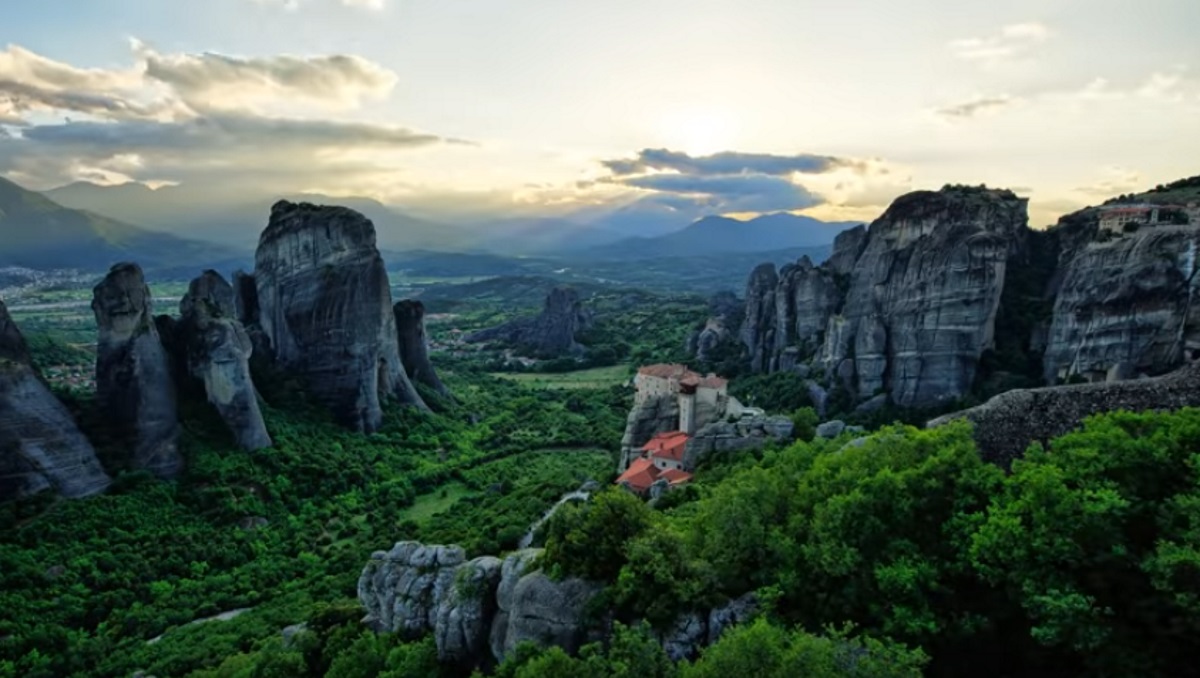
358;542;468;636
231;270;272;362
498;568;601;660
394;300;450;398
178;271;271;450
687;317;733;363
253;201;426;432
92;263;182;479
682;415;794;468
358;542;597;666
618;393;680;471
929;361;1200;466
741;187;1029;408
0;300;112;499
436;556;503;665
658;593;757;661
465;286;592;358
1042;225;1200;383
740;256;841;374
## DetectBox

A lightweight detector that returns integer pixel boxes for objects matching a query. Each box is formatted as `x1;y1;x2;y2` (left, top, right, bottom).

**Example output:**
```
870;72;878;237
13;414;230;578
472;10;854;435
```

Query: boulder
465;286;592;358
435;556;503;666
178;271;271;450
499;570;601;660
929;361;1200;466
394;299;451;398
92;263;182;479
816;420;846;439
684;415;794;467
253;201;427;432
0;300;112;499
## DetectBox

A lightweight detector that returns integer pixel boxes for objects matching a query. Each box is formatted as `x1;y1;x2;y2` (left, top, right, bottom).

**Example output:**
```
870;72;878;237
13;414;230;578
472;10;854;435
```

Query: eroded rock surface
929;361;1200;465
1043;225;1200;383
740;187;1029;408
618;393;680;471
466;286;592;358
253;201;426;432
394;299;451;398
92;263;182;479
0;300;111;499
178;271;271;450
683;416;794;468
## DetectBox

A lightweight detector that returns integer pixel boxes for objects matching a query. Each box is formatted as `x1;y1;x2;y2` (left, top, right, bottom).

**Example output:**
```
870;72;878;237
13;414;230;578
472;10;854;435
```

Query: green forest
4;297;1200;677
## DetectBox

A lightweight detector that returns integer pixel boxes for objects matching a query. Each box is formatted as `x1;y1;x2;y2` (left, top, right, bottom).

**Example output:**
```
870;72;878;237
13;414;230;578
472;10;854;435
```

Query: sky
1;0;1199;229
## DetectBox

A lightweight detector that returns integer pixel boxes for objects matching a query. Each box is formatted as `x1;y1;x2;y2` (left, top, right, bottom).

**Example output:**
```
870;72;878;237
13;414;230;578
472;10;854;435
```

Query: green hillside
0;177;248;274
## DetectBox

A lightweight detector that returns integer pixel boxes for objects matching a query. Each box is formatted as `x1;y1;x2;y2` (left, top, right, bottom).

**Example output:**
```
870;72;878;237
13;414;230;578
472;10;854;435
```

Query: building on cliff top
616;431;694;496
634;363;730;435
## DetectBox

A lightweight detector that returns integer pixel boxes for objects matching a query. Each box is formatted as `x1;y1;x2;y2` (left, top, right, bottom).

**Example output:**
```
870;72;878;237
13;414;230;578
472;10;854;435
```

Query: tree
543;488;655;582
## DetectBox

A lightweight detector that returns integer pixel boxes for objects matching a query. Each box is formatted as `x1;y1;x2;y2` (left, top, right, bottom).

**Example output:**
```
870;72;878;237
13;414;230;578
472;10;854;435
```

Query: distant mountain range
45;181;470;253
0;178;246;276
576;212;861;260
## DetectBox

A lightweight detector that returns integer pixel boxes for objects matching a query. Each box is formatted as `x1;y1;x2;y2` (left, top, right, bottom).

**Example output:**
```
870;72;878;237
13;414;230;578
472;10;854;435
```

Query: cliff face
930;361;1200;466
741;187;1029;408
0;300;112;500
1042;225;1200;382
92;263;183;479
253;201;426;432
465;286;592;358
178;271;272;450
394;300;451;398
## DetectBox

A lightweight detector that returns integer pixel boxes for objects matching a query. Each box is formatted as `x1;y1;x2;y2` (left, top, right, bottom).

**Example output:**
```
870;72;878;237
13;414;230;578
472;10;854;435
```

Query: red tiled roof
638;364;727;390
616;457;659;493
660;468;693;485
642;431;690;463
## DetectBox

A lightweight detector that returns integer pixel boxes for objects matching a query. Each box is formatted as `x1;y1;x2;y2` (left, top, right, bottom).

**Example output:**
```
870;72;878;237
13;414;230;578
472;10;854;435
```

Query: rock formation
92;263;182;479
740;186;1029;408
687;317;733;363
177;271;271;450
357;542;598;667
682;415;794;468
618;394;680;471
929;360;1200;466
252;201;426;432
0;300;112;499
465;286;592;357
356;539;762;667
394;299;451;398
1042;224;1200;383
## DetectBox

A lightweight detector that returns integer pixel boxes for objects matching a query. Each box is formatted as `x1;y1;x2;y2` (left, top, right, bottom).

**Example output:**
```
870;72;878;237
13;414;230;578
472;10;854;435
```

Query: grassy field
396;482;474;524
490;364;632;390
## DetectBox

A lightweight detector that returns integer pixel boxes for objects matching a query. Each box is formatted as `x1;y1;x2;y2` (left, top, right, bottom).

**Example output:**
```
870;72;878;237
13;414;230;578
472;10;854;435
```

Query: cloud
949;21;1052;63
0;42;461;194
138;45;397;111
622;173;823;213
602;148;858;177
934;95;1015;119
341;0;385;8
593;147;862;215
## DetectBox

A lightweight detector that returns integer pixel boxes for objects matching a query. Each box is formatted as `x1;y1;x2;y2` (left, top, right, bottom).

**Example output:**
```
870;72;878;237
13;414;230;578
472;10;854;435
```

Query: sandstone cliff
252;201;426;432
0;300;112;499
394;299;451;398
929;361;1200;466
178;271;272;450
92;263;182;479
1042;224;1200;383
466;286;592;358
741;186;1029;408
